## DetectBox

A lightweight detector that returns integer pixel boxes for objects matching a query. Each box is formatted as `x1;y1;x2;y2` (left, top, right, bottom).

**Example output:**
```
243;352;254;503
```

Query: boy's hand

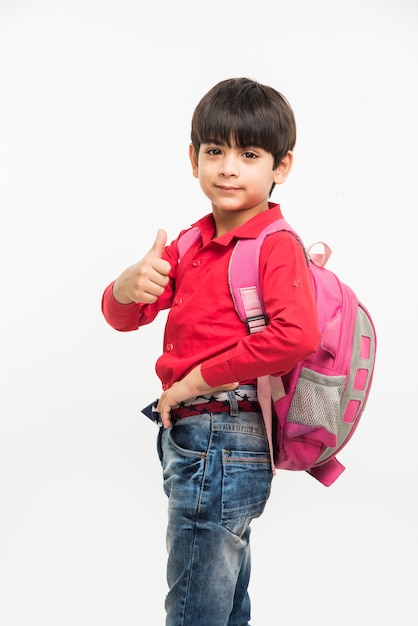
112;229;172;304
157;366;239;428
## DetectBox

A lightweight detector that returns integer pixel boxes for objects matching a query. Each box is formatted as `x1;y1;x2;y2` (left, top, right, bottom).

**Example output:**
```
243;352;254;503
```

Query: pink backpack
178;217;377;486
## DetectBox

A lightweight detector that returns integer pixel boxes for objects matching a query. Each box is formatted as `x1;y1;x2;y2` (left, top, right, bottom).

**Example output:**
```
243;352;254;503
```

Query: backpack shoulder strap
177;226;202;261
177;218;308;332
228;218;297;330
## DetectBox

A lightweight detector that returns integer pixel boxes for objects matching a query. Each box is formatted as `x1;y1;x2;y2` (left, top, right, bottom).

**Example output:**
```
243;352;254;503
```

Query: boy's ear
189;144;199;178
273;151;293;185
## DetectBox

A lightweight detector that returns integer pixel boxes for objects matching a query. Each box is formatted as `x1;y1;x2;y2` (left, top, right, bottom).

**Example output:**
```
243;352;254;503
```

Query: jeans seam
196;416;214;514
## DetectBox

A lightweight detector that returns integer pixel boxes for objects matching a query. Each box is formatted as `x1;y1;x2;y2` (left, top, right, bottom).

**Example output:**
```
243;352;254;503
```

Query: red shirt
102;204;320;390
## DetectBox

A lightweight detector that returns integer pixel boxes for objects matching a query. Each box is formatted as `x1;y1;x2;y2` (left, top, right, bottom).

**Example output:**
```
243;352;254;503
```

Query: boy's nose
219;155;239;177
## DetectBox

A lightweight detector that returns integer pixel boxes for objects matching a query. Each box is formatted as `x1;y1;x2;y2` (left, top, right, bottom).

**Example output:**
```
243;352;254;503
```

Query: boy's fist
112;229;172;304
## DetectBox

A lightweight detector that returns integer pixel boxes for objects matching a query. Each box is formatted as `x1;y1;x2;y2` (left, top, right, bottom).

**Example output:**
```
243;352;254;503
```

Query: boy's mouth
216;185;241;192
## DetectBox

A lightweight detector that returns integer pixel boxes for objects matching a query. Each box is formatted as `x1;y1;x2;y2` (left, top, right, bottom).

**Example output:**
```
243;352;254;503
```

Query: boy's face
189;141;292;220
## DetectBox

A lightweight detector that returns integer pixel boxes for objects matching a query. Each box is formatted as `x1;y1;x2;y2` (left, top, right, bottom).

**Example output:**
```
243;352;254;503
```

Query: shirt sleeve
200;232;321;386
101;282;151;331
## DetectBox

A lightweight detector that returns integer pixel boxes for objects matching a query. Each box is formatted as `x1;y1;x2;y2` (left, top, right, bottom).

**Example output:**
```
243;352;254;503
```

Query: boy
102;77;320;626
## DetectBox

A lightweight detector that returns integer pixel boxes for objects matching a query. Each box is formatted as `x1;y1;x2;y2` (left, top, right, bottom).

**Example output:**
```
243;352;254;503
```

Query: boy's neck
212;202;270;237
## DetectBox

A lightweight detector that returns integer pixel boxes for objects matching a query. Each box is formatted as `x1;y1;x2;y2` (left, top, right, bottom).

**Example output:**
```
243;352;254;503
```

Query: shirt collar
191;202;284;246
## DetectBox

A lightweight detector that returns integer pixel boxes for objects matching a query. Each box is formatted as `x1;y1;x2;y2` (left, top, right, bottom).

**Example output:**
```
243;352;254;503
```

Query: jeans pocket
161;425;207;500
221;450;272;537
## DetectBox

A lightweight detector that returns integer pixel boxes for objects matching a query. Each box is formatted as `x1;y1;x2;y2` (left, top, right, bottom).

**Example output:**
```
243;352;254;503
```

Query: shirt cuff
201;359;237;387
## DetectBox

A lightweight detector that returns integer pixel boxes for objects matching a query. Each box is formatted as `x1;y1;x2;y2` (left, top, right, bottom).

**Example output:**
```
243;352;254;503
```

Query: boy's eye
243;151;257;159
207;148;222;155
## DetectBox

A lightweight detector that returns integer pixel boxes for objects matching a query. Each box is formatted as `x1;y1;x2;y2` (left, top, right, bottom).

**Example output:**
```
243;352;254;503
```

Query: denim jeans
157;391;273;626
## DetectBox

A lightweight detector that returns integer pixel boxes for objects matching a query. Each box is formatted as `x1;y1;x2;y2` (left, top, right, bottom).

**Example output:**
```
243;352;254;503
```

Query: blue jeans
158;393;273;626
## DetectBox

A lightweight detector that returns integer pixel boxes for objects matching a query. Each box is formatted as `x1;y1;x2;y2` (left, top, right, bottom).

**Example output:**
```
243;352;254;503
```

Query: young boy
102;77;320;626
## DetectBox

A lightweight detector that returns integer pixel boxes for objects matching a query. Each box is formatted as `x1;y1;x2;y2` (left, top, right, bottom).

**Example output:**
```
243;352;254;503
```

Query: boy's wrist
112;280;134;305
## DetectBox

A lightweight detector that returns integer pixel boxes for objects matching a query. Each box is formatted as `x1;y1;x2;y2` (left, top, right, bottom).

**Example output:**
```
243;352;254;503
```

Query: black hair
191;77;296;170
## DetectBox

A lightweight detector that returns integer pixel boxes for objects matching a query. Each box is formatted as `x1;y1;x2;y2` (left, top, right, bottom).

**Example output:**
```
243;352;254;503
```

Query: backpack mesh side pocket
287;367;345;437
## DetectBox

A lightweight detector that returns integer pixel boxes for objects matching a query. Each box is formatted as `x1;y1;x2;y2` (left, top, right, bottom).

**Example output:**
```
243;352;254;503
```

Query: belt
171;387;260;419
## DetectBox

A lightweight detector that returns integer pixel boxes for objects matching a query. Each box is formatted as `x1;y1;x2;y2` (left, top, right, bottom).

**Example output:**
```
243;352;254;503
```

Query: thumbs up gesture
113;229;172;304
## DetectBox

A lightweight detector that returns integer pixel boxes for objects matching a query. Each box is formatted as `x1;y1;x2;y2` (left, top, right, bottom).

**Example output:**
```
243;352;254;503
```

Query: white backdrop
1;1;417;624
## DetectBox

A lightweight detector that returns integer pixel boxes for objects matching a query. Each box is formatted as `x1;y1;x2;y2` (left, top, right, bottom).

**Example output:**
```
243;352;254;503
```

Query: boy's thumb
152;229;167;259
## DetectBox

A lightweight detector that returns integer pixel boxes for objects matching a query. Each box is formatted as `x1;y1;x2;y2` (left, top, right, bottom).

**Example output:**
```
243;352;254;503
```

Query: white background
1;1;417;624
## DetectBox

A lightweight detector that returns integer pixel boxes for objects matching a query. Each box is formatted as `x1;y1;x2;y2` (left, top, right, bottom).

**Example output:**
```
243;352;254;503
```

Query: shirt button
165;343;174;352
173;296;183;305
192;260;201;267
